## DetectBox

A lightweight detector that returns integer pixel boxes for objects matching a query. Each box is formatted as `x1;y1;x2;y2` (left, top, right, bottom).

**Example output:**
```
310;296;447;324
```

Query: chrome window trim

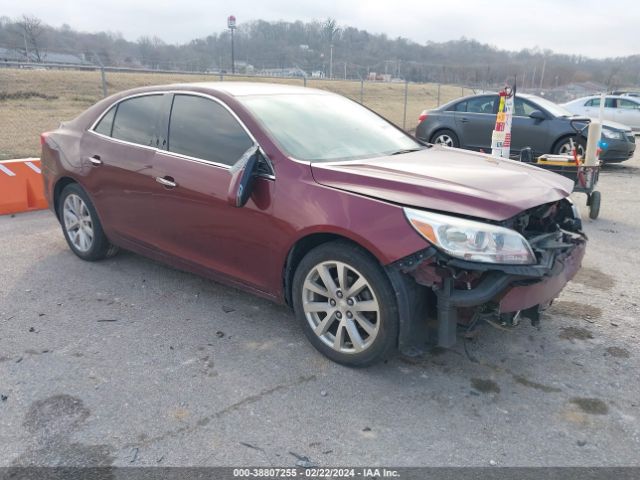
86;89;275;179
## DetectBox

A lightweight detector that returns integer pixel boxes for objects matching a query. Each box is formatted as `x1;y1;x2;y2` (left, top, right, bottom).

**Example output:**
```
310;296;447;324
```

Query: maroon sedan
40;82;586;366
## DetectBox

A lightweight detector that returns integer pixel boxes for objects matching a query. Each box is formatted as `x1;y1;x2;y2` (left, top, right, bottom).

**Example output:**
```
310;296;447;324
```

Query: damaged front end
389;198;587;353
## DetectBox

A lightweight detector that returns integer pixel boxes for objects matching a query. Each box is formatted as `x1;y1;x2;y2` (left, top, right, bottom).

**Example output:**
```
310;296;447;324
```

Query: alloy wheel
302;261;380;354
434;134;454;147
558;141;585;156
63;194;94;252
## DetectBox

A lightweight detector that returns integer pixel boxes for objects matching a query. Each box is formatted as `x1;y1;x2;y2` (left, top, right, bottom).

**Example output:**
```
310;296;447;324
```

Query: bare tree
322;18;340;78
16;14;45;62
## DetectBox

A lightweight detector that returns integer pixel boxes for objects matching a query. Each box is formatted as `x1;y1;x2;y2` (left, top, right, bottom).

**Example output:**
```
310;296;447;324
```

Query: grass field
0;68;469;159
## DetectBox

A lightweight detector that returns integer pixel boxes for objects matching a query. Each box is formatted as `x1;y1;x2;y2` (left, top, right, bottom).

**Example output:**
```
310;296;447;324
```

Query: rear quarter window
94;106;116;136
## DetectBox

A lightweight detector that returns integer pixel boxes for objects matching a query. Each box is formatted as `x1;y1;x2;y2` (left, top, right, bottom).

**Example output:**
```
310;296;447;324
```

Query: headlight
602;128;624;140
404;208;536;265
566;197;582;221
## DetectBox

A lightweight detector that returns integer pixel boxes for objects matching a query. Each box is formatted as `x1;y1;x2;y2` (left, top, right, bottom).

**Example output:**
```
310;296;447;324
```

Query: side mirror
227;146;260;207
529;110;546;121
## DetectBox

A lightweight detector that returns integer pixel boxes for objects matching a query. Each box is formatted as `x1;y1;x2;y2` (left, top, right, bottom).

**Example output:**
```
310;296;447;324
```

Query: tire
429;129;460;148
58;183;118;261
292;240;399;367
553;135;586;157
589;191;601;219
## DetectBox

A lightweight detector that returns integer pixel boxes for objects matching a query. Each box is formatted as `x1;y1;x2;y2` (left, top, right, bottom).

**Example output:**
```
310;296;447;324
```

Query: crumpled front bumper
498;240;585;313
393;234;587;351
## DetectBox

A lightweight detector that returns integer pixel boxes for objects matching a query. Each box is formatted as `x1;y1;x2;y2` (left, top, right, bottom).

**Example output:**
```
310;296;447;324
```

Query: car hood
567;115;633;132
601;119;633;132
310;146;575;221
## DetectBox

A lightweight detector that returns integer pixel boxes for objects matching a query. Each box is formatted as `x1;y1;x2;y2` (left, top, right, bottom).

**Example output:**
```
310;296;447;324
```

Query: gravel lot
1;152;639;467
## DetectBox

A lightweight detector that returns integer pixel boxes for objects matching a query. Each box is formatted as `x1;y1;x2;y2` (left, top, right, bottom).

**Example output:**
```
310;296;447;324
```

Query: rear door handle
155;176;177;188
460;117;470;123
88;155;102;166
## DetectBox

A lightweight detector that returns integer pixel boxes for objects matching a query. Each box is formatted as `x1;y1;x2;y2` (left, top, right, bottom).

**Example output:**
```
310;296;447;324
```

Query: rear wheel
589;191;601;219
58;183;118;261
292;241;398;367
430;129;460;148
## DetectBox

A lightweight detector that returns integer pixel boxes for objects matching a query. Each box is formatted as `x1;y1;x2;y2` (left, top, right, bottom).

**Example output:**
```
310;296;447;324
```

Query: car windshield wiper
389;147;425;155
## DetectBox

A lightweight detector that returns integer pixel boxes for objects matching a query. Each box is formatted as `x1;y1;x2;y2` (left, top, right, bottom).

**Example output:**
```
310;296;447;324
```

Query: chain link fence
0;64;480;160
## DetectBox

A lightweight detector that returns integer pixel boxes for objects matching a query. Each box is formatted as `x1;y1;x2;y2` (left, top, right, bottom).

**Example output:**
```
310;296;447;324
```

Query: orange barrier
0;158;48;215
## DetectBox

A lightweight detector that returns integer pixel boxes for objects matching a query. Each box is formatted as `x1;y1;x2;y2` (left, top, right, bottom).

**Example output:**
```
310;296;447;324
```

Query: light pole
227;15;236;74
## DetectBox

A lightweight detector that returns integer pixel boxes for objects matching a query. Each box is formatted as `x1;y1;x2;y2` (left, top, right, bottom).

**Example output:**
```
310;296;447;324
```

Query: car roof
570;94;640;101
437;91;542;109
141;81;330;97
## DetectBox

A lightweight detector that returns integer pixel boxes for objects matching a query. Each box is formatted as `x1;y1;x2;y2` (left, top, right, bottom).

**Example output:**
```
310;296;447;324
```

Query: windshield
527;95;574;118
239;93;422;162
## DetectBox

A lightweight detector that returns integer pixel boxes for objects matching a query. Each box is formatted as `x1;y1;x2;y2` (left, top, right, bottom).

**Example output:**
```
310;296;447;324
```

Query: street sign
227;15;236;29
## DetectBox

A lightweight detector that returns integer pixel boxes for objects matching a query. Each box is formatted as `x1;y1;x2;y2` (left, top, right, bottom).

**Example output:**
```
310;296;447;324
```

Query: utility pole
539;57;546;90
531;66;537;90
329;43;333;79
23;31;29;62
227;15;236;74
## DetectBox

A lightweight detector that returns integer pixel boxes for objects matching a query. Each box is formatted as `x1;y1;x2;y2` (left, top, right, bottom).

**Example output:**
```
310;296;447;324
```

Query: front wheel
554;136;586;157
589;191;601;219
292;241;398;367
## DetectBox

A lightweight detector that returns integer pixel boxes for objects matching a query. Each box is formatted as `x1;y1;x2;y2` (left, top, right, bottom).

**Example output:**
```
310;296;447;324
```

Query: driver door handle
460;117;470;123
155;176;177;188
88;155;102;166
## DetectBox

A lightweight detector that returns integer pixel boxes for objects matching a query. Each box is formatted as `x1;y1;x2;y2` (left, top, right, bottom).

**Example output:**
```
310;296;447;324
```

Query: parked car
41;83;586;366
610;90;640;98
563;95;640;132
416;93;636;163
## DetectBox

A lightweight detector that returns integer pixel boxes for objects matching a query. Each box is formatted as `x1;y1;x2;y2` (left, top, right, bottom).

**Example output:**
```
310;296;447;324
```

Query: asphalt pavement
1;153;639;467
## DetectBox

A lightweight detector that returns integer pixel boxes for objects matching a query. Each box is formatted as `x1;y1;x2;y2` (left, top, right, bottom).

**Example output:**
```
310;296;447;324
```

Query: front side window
617;99;639;109
584;98;598;107
514;98;538;117
111;94;163;146
168;95;253;165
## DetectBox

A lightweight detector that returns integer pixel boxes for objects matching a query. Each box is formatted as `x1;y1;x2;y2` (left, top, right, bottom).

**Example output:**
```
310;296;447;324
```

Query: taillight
418;111;428;122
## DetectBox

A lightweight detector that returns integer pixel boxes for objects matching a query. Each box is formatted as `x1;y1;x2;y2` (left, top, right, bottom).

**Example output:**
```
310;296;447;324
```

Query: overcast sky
4;0;638;58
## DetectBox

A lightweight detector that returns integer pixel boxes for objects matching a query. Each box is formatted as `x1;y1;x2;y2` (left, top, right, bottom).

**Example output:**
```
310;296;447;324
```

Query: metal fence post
303;76;307;87
100;67;107;98
219;72;224;81
437;83;441;107
402;80;409;131
360;78;364;104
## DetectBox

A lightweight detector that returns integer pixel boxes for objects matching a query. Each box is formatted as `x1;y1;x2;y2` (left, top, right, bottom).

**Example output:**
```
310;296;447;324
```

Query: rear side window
168;94;253;165
94;106;116;136
465;96;496;114
584;98;598;107
111;95;163;146
452;101;467;112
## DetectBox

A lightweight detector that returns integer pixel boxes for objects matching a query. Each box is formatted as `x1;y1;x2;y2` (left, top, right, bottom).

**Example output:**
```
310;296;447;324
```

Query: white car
563;95;640;132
